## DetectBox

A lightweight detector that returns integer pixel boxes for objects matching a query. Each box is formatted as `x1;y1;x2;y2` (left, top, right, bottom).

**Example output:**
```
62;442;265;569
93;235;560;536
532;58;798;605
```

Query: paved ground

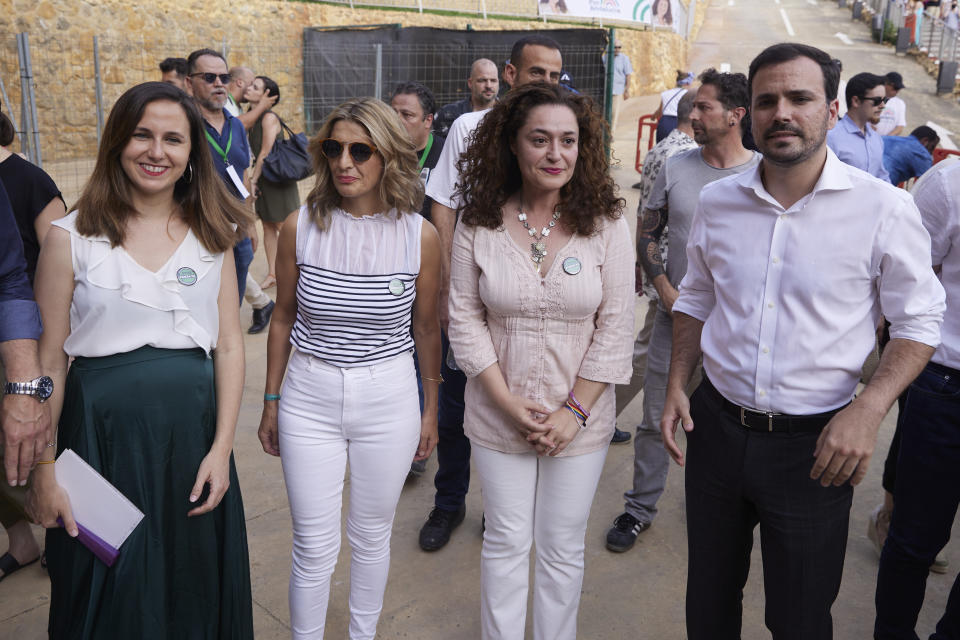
2;1;959;637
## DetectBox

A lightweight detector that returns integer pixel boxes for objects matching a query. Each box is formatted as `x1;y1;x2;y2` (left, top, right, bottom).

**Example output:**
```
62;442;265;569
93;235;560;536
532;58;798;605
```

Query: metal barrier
634;113;659;173
1;29;620;204
933;147;960;163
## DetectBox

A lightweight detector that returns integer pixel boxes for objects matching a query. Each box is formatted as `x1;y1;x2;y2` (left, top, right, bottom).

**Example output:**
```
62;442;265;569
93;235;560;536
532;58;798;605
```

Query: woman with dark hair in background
26;81;254;638
245;75;300;292
0;107;65;583
652;0;674;26
449;82;633;640
257;96;441;639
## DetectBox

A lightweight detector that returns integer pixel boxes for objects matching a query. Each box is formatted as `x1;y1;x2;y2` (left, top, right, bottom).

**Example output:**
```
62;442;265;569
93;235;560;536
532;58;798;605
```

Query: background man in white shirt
875;71;907;137
416;35;565;552
605;70;759;554
662;42;945;639
874;159;960;638
602;39;633;132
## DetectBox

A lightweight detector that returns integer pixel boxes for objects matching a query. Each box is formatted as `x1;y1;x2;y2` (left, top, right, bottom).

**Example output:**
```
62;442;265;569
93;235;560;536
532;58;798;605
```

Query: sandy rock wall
2;0;704;174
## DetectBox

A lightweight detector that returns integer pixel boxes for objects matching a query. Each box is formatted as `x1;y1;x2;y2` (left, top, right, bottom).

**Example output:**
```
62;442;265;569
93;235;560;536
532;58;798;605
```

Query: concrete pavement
3;1;960;636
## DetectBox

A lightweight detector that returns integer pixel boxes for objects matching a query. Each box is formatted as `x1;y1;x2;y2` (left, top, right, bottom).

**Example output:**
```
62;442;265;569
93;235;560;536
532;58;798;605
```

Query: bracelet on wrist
422;375;444;384
264;393;281;402
564;401;588;430
567;391;591;418
36;459;55;465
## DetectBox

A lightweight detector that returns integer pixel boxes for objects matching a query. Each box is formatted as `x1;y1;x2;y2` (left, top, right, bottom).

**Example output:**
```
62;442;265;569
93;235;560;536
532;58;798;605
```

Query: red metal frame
635;113;659;173
933;148;960;164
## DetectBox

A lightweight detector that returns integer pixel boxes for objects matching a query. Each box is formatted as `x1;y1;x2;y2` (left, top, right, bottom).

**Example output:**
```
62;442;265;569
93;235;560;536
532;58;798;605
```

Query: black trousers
685;380;854;640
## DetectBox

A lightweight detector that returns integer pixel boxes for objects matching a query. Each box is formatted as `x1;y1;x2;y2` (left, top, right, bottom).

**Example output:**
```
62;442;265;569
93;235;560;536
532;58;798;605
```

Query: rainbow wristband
564;400;588;429
567;391;591;418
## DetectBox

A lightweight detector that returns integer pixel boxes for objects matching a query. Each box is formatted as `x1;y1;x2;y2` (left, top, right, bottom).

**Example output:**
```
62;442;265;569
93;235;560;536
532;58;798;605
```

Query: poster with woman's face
537;0;686;34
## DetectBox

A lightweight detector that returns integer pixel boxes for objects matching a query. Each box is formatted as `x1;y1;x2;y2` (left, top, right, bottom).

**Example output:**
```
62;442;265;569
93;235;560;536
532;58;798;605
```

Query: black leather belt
701;376;847;434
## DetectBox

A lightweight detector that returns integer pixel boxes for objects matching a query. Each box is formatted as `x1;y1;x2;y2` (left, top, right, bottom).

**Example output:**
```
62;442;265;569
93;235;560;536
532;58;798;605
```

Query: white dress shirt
674;148;945;414
911;159;960;369
424;108;489;211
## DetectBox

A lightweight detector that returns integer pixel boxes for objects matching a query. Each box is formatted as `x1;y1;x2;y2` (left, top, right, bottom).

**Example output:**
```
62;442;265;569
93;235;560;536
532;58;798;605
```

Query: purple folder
57;517;121;567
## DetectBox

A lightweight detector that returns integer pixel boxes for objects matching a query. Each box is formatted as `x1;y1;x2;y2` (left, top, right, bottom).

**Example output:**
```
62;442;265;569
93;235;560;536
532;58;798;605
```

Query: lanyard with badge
205;125;250;199
417;133;434;171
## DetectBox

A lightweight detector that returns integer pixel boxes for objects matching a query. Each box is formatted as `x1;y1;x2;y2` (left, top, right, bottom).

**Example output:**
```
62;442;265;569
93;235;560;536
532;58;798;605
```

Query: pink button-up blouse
448;214;635;456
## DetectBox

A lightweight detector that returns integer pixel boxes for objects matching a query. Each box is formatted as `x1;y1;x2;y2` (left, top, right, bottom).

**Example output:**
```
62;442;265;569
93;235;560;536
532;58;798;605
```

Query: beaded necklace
517;203;560;274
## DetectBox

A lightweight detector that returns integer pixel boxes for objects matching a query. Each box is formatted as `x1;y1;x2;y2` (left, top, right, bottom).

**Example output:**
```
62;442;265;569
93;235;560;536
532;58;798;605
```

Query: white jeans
279;350;420;640
244;273;272;309
472;444;609;640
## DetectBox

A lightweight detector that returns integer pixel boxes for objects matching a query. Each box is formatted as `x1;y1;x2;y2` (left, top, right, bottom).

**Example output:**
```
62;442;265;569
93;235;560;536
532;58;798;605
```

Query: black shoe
611;427;632;444
418;505;465;551
409;458;427;477
248;300;275;334
605;512;650;553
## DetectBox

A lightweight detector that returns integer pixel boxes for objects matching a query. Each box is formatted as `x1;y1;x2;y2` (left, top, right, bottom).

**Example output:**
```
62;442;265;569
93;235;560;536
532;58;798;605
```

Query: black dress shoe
418;505;466;551
248;300;275;334
611;427;632;444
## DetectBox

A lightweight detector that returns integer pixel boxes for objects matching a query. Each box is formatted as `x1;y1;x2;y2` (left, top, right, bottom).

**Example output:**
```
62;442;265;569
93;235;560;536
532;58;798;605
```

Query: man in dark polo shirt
390;81;446;476
185;48;255;303
390;82;445;223
432;58;499;138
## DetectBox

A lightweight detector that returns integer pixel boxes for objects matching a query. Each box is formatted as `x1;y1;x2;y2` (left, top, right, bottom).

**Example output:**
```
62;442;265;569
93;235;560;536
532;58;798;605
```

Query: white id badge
225;165;250;199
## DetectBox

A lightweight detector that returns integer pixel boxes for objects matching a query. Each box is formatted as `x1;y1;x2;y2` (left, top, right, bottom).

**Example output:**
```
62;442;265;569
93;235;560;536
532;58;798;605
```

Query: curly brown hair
456;83;623;236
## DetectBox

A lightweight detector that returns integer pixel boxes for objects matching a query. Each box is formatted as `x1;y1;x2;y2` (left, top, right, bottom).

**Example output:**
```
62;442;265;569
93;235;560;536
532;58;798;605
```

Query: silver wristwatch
3;376;54;402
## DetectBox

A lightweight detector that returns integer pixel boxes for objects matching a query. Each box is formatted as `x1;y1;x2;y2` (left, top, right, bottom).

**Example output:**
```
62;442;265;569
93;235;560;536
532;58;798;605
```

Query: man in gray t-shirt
606;69;760;553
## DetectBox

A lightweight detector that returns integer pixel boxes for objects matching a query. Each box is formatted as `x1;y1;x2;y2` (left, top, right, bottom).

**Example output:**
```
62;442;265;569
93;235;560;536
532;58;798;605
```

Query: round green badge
388;278;406;296
177;266;198;286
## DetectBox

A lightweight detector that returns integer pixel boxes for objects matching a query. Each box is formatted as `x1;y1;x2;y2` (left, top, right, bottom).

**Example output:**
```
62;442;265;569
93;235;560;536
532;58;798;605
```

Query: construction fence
2;27;612;206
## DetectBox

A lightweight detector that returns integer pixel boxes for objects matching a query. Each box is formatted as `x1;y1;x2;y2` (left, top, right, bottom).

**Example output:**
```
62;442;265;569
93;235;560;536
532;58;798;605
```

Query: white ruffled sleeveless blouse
53;211;224;357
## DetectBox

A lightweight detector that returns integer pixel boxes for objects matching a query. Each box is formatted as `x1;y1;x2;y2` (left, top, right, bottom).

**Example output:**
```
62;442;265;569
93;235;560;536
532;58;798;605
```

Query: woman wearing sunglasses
257;97;441;639
26;81;253;638
448;83;633;639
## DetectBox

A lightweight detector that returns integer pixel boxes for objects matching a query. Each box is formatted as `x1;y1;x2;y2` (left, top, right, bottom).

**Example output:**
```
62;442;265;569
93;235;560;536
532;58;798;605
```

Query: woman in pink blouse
448;83;634;639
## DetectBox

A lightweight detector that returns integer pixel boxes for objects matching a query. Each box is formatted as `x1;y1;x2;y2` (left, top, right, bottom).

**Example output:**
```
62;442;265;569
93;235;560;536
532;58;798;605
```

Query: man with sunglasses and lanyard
186;48;256;303
827;71;891;181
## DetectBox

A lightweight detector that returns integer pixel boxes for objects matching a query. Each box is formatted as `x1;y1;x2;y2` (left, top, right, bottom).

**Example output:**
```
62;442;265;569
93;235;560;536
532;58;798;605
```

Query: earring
183;162;193;183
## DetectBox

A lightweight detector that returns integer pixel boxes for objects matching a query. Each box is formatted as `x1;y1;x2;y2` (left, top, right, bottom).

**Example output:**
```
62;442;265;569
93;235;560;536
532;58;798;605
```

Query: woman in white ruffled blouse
27;82;255;639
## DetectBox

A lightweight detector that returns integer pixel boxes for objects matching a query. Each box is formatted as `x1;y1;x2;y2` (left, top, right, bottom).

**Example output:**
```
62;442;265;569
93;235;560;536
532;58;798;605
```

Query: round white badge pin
562;257;582;275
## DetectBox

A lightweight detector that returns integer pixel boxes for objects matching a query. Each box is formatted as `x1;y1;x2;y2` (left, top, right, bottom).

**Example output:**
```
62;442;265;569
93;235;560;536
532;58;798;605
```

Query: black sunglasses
190;72;231;85
861;95;889;106
319;138;379;164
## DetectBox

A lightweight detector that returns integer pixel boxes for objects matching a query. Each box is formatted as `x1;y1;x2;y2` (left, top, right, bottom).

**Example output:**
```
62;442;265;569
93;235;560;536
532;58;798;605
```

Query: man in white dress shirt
874;159;960;638
661;42;945;639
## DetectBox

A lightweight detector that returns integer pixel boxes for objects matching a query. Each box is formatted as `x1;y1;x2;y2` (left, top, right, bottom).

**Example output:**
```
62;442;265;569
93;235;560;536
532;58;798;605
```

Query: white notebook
54;449;144;564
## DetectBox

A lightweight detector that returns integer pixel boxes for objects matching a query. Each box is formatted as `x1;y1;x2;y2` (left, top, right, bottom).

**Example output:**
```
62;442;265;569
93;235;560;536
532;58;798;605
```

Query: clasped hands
501;394;582;457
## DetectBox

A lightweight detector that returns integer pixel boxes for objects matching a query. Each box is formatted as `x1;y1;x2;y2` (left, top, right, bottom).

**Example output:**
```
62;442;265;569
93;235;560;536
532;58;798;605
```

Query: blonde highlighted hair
305;97;424;229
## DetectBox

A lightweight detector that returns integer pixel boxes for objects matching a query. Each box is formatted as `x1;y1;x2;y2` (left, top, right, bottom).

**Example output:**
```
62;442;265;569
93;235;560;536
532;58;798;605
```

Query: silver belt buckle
740;407;775;431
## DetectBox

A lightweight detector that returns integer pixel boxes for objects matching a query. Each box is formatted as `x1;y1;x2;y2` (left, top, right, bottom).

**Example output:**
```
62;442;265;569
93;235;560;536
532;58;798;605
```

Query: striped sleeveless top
292;206;422;367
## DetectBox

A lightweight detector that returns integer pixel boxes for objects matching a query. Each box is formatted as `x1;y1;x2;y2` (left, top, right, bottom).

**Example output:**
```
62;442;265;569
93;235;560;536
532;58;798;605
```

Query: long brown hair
456;83;623;236
72;81;249;253
304;97;423;229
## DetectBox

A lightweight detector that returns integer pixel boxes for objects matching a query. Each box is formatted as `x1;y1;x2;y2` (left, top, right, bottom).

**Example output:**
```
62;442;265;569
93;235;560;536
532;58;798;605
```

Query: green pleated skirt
46;346;253;640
